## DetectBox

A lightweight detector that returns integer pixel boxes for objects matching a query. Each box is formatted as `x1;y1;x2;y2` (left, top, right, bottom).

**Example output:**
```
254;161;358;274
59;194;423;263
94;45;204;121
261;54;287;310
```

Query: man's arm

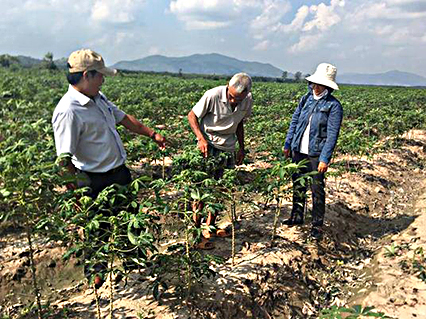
119;114;166;149
187;110;208;157
57;153;77;190
236;121;245;165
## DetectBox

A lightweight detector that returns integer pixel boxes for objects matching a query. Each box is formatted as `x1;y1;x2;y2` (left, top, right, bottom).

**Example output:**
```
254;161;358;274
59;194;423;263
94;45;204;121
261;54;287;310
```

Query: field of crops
1;67;426;319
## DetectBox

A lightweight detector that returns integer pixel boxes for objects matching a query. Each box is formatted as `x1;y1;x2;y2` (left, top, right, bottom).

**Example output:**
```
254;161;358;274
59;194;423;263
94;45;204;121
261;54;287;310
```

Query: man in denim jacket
284;63;343;239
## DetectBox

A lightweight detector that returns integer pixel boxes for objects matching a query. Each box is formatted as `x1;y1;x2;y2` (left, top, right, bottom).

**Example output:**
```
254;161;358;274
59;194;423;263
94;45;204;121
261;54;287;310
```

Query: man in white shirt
52;49;166;198
187;73;252;248
52;49;166;287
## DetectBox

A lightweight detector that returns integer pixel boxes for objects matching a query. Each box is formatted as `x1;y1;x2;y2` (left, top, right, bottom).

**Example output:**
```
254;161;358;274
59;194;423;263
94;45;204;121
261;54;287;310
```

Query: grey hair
229;73;252;94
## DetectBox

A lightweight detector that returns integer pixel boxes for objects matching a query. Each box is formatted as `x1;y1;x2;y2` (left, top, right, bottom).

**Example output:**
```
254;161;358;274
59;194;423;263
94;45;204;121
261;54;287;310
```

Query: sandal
203;228;218;239
194;239;215;250
216;229;231;238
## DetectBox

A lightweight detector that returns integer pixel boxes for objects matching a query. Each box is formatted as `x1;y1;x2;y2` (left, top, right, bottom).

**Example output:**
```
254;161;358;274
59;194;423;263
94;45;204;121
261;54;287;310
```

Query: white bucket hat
305;63;339;90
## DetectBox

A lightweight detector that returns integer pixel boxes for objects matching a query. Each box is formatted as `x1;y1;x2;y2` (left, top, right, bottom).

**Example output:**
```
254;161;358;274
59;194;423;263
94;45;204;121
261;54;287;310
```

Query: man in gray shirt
187;73;252;248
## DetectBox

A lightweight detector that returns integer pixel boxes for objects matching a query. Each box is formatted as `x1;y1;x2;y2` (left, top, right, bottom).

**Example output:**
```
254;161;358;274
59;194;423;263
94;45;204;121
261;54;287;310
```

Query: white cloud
250;0;291;32
169;0;286;31
169;0;234;30
186;20;231;30
148;46;160;55
1;0;425;75
302;0;345;32
90;0;146;23
253;40;270;51
279;5;310;33
374;25;393;36
289;33;323;53
347;0;426;44
352;0;426;20
276;0;345;53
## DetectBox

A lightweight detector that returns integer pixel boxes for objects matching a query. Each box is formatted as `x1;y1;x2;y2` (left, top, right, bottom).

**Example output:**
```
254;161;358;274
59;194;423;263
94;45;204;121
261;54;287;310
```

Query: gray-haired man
188;73;252;168
187;73;252;247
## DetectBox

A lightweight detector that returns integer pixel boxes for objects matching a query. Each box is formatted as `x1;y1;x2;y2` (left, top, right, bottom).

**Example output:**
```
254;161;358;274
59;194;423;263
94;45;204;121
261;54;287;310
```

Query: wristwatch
150;131;157;139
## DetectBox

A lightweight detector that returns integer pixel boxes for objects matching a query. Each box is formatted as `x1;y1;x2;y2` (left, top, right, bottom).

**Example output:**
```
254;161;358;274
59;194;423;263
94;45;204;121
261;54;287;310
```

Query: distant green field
1;68;425;164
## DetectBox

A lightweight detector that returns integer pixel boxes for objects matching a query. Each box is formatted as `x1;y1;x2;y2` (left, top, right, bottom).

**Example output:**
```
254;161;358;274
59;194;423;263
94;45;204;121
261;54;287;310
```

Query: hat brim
97;67;117;76
305;74;339;90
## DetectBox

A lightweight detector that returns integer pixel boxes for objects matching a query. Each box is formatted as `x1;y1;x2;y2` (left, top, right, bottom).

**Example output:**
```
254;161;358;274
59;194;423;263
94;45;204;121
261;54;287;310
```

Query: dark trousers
291;151;325;226
80;164;132;199
207;144;236;180
79;165;132;277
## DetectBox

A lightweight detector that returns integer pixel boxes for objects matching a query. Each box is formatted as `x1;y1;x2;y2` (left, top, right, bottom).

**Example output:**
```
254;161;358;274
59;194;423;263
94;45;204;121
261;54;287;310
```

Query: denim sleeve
319;101;343;164
284;95;305;149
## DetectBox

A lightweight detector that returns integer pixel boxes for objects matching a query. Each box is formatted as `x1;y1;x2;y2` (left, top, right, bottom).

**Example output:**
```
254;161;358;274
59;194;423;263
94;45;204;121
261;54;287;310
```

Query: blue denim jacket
284;87;343;164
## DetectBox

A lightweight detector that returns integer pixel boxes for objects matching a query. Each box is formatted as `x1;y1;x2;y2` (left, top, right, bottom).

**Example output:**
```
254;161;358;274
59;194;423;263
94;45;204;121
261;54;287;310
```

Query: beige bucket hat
305;63;339;90
68;49;117;76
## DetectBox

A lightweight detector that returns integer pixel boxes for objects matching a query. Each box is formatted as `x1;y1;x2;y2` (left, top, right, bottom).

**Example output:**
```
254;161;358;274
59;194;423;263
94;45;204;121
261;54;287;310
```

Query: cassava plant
53;176;159;317
0;119;60;319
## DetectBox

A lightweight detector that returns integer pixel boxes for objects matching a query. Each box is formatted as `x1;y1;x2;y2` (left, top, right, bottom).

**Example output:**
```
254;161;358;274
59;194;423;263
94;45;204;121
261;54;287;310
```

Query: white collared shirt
52;85;127;173
192;86;252;151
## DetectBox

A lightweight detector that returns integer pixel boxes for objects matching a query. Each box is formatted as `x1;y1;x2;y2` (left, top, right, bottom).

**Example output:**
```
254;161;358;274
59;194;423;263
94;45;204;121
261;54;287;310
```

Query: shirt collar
313;88;328;100
68;85;92;106
221;86;228;103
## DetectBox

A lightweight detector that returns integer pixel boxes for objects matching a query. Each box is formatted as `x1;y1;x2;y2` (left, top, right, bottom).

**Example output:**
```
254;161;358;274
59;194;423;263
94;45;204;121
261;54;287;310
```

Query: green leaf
152;281;160;300
0;189;11;197
128;230;138;245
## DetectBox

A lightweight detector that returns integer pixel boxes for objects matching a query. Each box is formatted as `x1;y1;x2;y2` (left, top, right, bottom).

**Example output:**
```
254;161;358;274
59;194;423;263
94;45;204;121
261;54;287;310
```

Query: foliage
319;305;393;318
384;242;401;258
398;246;426;284
1;67;426;317
0;54;19;68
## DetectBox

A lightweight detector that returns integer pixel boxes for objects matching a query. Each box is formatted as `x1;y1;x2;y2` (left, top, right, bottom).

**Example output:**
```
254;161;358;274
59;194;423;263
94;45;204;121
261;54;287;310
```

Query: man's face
227;85;248;108
84;71;104;97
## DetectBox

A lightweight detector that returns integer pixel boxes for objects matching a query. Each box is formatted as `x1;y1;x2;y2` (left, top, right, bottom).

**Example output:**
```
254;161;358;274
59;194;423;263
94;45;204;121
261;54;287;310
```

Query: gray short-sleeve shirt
192;86;252;151
52;85;127;173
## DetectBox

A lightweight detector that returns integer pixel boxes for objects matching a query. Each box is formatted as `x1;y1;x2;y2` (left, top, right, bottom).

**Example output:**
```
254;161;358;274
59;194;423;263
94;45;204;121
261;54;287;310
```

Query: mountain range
8;53;426;87
112;53;285;78
337;70;426;87
112;53;426;87
16;55;67;68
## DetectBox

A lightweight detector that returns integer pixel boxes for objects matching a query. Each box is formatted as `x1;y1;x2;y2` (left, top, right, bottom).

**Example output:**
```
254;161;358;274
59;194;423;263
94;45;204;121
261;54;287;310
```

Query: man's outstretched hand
197;137;208;157
236;149;245;165
153;133;167;150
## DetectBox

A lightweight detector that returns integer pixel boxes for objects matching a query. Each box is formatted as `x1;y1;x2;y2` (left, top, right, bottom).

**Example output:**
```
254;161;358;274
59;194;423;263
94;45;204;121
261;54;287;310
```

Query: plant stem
185;223;191;298
271;195;282;246
231;195;236;267
94;283;102;319
162;155;165;180
109;255;114;319
25;218;42;319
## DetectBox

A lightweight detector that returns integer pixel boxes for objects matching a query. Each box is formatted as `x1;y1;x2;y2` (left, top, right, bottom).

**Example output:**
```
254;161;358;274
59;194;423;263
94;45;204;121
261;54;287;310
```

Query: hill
338;70;426;87
16;56;67;69
112;53;285;78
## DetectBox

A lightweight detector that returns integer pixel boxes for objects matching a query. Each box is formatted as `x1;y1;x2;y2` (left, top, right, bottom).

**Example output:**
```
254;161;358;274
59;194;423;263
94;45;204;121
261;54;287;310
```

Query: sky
1;0;425;75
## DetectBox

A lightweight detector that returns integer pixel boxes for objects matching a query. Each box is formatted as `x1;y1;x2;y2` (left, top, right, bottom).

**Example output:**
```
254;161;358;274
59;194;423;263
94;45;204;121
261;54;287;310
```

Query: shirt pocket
317;105;330;138
319;103;332;113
